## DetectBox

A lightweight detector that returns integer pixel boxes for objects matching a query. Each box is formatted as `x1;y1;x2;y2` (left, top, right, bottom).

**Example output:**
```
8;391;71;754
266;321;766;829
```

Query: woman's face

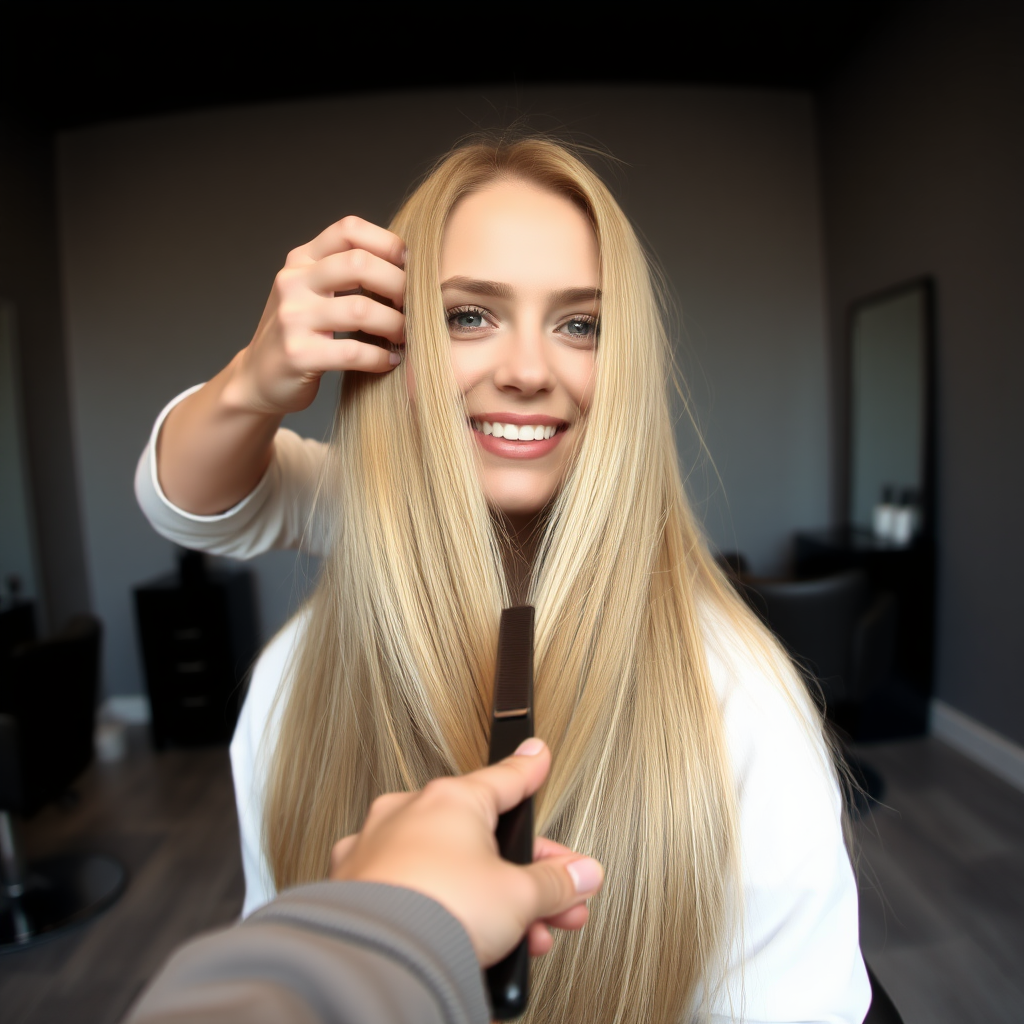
440;181;599;525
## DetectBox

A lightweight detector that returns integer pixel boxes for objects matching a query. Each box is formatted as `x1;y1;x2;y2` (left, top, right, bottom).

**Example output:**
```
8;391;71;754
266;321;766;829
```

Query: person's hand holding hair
157;216;406;514
329;738;604;967
228;215;407;417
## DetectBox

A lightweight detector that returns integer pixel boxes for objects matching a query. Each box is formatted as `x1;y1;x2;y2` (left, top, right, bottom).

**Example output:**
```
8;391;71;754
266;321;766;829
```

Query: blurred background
1;1;1021;1020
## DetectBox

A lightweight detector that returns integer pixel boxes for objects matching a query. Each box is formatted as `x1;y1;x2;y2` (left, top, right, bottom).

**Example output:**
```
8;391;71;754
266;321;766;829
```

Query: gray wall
0;116;91;633
821;1;1024;743
56;85;831;699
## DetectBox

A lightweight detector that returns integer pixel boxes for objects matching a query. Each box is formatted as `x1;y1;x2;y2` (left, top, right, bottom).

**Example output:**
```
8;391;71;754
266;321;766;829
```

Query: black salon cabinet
134;558;258;749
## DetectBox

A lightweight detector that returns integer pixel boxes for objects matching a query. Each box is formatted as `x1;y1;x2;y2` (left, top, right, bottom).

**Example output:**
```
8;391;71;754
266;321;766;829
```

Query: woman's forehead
440;182;599;292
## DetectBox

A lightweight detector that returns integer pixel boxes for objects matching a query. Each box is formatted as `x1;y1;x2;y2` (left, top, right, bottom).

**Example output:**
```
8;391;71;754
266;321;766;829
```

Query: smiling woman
135;137;870;1024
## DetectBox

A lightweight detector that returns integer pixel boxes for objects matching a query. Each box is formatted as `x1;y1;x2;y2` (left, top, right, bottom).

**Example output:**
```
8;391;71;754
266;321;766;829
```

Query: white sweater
136;388;871;1024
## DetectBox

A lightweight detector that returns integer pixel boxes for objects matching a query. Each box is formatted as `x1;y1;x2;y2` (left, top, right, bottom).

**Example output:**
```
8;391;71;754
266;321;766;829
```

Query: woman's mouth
468;416;567;459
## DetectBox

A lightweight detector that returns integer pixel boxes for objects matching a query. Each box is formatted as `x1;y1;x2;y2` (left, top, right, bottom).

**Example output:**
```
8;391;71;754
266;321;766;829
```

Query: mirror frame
844;276;936;543
0;298;45;620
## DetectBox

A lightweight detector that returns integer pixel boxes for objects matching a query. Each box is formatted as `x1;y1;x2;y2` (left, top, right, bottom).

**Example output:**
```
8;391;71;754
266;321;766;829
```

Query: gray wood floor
2;731;1022;1023
1;729;244;1023
851;738;1024;1024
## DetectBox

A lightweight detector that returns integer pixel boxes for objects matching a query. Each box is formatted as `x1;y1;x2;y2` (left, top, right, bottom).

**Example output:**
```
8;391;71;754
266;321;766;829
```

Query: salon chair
0;615;125;947
743;570;896;734
742;570;897;814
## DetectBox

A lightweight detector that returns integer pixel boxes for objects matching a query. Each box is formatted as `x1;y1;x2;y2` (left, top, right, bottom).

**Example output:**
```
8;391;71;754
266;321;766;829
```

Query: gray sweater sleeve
124;881;491;1024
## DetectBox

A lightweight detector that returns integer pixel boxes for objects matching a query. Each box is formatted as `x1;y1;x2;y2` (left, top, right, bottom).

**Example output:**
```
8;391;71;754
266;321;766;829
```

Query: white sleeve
705;618;872;1024
229;613;306;918
134;385;331;559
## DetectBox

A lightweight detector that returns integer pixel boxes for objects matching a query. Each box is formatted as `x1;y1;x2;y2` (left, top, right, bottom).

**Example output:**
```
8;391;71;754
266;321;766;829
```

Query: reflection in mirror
848;279;933;543
0;299;42;617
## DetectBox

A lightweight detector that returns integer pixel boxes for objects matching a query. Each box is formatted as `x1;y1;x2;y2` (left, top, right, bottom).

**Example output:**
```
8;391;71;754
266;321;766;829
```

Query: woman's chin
486;497;555;536
480;466;563;518
487;492;551;521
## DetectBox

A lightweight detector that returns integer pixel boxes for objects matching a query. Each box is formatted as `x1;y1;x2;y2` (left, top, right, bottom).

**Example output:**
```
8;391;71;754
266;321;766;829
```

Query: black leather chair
743;570;897;739
745;570;896;811
0;615;125;947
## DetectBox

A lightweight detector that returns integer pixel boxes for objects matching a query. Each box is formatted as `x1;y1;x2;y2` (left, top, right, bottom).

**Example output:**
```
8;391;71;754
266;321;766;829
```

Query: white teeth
473;421;560;440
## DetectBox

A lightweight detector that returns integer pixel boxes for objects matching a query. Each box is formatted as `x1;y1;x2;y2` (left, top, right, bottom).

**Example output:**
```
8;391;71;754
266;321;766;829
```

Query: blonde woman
136;138;870;1023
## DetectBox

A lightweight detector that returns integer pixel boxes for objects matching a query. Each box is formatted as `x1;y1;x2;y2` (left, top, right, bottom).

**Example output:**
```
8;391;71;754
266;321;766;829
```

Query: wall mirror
847;278;935;542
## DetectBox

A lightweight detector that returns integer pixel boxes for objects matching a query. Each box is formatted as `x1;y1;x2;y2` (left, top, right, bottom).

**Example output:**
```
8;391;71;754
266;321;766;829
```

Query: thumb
520;855;604;921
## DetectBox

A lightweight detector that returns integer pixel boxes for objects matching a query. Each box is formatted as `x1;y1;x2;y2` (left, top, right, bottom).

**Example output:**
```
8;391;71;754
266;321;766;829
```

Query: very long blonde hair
265;138;820;1023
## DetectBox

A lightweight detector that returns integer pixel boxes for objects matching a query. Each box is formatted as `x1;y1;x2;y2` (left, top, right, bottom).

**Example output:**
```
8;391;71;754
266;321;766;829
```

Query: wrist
217;348;268;416
215;350;290;431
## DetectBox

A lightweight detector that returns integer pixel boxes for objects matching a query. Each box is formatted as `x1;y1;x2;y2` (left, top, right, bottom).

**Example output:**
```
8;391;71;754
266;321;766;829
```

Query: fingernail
401;247;408;265
514;737;544;757
566;857;602;894
389;352;402;366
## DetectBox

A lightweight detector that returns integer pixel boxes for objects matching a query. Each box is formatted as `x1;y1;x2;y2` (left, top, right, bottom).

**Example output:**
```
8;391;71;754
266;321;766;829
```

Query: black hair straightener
485;605;535;1020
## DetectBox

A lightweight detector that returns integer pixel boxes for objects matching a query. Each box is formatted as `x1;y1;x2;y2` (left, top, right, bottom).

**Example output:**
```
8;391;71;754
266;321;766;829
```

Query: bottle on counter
873;485;897;542
891;488;919;546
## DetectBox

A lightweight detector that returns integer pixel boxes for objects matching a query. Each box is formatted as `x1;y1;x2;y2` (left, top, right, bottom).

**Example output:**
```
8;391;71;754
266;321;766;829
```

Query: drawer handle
176;661;207;674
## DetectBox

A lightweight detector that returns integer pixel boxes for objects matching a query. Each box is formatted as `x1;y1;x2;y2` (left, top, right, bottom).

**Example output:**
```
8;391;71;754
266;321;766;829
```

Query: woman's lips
468;415;567;460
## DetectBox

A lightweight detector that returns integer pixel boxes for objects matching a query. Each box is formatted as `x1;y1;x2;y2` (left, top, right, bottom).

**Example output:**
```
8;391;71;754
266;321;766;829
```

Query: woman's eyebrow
441;277;515;299
440;276;601;305
553;286;602;305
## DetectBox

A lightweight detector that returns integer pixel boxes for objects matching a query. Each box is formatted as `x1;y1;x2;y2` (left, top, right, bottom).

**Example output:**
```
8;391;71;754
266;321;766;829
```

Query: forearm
157;351;282;515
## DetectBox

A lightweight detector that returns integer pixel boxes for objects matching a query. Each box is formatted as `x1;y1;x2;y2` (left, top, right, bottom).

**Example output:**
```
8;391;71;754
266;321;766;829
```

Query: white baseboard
99;695;152;725
930;699;1024;794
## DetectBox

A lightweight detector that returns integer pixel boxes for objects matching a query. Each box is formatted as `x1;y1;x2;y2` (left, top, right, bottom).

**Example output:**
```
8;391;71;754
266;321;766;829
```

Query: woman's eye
447;307;489;332
559;316;599;341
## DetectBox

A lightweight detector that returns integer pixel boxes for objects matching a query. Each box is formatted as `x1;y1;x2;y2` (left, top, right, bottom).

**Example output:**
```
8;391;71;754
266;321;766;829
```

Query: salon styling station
134;551;258;749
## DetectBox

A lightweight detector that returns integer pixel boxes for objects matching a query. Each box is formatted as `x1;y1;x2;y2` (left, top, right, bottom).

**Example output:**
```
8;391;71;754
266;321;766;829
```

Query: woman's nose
492;328;555;396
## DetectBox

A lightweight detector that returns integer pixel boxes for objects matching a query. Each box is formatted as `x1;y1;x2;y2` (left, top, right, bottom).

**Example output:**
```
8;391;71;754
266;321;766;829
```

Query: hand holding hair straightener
331;734;603;968
128;738;603;1024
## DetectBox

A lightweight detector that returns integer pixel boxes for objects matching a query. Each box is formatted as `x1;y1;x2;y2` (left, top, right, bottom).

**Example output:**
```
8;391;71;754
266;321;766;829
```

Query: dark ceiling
5;1;899;132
